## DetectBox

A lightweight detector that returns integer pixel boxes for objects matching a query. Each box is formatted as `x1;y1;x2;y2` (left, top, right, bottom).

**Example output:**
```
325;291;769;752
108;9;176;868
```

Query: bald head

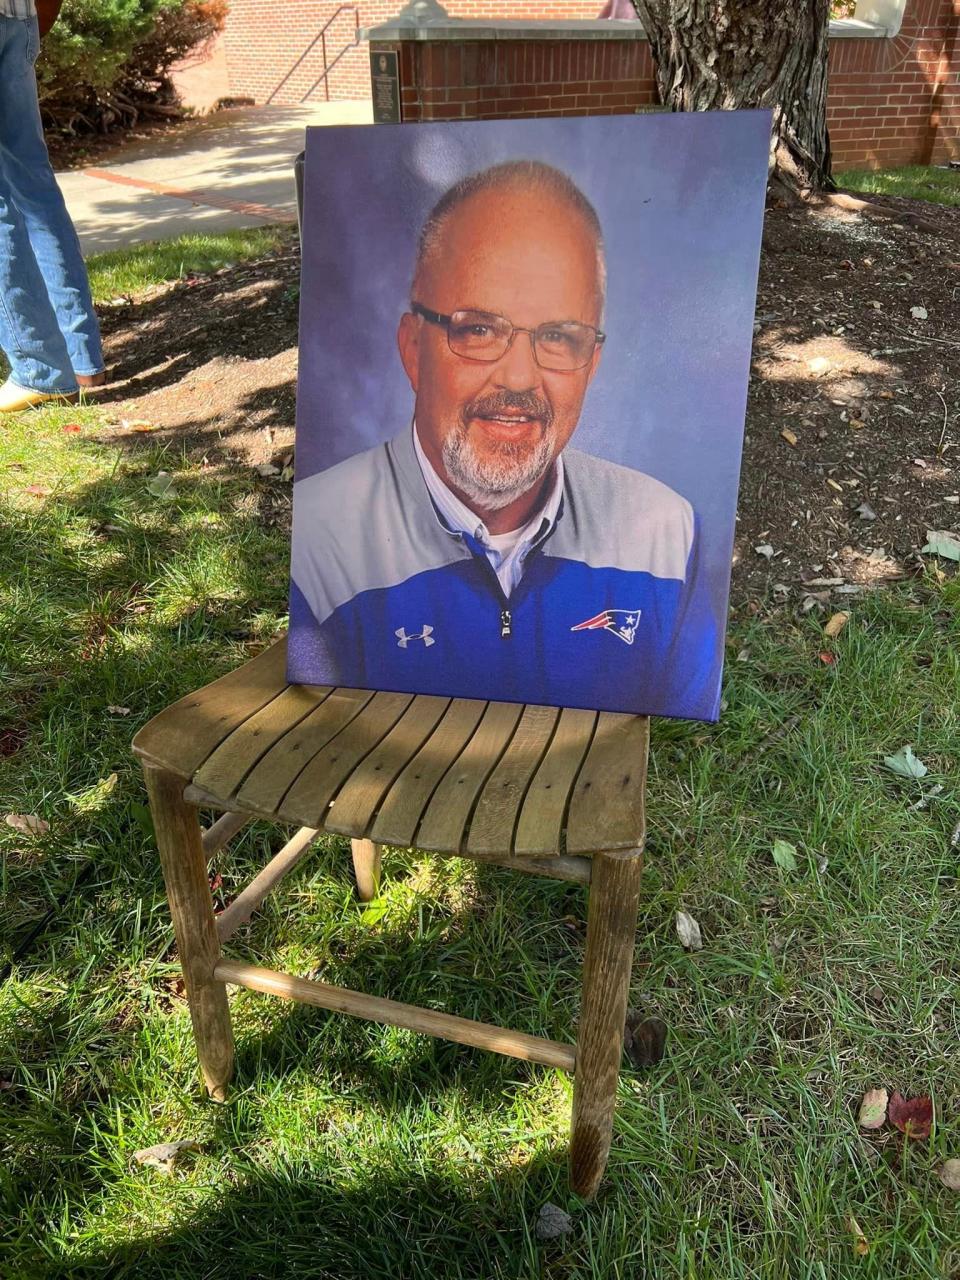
412;160;606;317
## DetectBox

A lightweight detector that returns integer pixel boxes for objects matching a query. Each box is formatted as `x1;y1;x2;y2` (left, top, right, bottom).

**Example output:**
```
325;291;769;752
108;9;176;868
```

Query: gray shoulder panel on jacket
545;449;694;581
290;440;467;625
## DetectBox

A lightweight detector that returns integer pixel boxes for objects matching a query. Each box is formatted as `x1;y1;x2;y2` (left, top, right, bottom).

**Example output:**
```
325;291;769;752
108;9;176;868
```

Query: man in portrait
289;159;719;718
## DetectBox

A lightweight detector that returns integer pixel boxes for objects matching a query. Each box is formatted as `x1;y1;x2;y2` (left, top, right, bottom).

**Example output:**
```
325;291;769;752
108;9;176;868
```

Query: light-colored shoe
0;379;77;413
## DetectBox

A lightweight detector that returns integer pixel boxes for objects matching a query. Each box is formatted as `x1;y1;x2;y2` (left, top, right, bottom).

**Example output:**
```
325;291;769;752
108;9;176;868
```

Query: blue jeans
0;14;103;392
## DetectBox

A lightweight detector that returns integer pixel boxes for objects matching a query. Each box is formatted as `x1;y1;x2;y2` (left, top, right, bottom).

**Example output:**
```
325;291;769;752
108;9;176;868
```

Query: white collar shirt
412;423;564;598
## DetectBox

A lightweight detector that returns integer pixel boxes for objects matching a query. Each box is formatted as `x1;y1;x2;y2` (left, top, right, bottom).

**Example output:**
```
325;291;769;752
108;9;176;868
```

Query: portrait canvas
289;112;769;721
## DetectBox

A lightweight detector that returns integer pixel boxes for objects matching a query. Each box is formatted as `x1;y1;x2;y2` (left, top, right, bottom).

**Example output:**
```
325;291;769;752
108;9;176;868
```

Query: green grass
1;405;958;1278
85;226;293;304
835;164;960;208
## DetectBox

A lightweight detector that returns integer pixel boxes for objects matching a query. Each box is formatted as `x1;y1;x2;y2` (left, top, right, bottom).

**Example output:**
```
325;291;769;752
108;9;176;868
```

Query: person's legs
0;17;78;395
0;15;104;382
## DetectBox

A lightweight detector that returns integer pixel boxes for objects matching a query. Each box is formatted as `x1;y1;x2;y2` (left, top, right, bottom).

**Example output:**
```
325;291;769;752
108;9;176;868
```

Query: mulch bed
91;192;960;612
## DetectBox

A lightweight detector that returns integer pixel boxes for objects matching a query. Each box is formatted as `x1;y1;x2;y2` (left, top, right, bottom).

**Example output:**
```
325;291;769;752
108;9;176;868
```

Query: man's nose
493;329;542;390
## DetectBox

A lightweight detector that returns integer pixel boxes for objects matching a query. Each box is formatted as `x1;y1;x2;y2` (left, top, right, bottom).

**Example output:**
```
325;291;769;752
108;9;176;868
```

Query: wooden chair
132;636;649;1199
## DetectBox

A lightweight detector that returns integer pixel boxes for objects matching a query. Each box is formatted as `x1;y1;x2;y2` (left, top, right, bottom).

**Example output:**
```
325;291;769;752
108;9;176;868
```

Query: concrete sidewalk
58;101;372;256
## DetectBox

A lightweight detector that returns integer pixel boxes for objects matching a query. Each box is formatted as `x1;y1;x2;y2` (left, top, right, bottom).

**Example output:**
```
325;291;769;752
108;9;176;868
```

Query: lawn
836;163;960;208
1;235;959;1278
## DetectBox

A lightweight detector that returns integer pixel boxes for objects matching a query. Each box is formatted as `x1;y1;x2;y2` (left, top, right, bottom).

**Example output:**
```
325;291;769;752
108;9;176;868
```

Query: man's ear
398;311;420;393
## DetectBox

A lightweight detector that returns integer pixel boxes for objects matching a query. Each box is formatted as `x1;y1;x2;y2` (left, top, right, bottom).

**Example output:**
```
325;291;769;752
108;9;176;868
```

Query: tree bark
631;0;834;195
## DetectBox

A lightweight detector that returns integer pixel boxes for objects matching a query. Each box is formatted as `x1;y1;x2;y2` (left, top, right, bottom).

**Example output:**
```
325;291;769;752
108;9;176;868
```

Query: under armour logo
570;609;641;645
396;625;435;648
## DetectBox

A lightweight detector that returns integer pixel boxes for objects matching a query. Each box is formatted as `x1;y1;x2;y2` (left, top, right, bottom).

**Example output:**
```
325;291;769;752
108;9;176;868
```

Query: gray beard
441;425;555;513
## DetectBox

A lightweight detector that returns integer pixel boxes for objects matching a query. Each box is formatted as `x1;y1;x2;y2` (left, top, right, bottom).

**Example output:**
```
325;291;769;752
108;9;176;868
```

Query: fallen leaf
132;1138;202;1174
819;651;837;665
121;419;156;432
858;1087;888;1130
883;746;928;780
772;839;798;872
781;428;798;447
675;910;703;951
254;462;279;477
535;1202;573;1241
62;423;82;434
855;502;877;521
23;485;52;498
624;1009;668;1068
847;1216;869;1257
939;1159;960;1191
4;813;49;836
107;705;131;716
826;478;844;493
754;543;774;559
146;472;178;500
921;530;960;562
824;612;850;639
888;1091;932;1140
280;464;295;483
910;305;928;320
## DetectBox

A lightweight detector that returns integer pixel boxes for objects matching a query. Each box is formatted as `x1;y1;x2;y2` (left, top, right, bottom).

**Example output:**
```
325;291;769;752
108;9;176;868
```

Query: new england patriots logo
570;609;642;645
396;625;435;648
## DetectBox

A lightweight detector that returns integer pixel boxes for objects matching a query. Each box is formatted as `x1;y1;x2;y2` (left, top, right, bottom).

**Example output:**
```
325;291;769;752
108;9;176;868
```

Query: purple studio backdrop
289;112;769;720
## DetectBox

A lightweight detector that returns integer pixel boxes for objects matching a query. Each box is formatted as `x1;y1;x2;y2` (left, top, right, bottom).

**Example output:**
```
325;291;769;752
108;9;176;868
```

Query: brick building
174;0;959;168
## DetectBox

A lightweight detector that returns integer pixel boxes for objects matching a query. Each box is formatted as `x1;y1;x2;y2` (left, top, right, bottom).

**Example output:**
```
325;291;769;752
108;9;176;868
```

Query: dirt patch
91;194;960;611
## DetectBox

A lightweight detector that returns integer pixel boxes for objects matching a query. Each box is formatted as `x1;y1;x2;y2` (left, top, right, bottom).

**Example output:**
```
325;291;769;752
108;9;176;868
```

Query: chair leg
569;849;643;1200
351;838;382;902
143;764;234;1101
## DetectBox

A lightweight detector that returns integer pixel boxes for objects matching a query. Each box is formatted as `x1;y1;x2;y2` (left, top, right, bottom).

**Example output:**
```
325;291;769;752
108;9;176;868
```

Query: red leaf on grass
62;423;82;434
819;651;837;665
888;1091;932;1140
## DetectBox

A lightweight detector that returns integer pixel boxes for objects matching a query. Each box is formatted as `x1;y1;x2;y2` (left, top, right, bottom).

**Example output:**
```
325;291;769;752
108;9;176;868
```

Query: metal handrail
265;5;360;105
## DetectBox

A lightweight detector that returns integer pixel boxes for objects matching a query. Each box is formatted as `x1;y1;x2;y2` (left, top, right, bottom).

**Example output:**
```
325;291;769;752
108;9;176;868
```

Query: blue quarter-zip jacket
289;427;721;720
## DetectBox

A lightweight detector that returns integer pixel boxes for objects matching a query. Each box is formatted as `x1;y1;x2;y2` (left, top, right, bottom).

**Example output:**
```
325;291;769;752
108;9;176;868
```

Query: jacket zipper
500;608;512;638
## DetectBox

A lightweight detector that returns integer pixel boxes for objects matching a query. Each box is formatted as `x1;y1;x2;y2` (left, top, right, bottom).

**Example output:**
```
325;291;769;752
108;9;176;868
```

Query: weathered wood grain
215;958;576;1071
569;849;643;1199
133;640;288;777
143;764;234;1100
565;713;649;854
416;701;523;853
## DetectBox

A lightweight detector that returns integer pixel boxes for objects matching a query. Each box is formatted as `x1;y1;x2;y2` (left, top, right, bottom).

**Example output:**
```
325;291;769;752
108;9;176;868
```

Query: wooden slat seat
133;638;649;858
134;635;650;1200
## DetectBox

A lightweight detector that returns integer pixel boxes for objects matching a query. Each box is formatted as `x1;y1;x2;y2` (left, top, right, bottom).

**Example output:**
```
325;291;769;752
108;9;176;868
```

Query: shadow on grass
60;1148;567;1279
0;457;290;958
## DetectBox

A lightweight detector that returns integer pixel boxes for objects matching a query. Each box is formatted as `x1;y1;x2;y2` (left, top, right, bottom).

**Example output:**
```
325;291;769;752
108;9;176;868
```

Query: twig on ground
935;387;950;458
893;329;960;350
756;713;802;752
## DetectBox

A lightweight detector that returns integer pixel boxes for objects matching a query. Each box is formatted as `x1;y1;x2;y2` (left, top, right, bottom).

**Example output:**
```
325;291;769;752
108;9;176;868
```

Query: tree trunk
630;0;834;195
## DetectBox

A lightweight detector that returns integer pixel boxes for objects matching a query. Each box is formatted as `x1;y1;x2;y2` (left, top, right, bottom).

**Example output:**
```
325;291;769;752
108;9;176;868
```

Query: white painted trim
829;17;889;38
364;14;894;44
853;0;907;37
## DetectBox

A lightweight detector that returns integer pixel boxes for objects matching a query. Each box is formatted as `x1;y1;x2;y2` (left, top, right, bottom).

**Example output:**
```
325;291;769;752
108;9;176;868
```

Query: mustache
463;390;553;429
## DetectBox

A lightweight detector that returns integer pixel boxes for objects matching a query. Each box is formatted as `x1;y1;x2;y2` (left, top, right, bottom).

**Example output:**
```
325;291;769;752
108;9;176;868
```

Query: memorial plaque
370;50;401;124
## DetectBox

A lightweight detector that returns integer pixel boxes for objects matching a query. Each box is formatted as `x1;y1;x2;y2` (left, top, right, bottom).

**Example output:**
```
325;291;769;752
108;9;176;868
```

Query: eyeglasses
411;302;605;372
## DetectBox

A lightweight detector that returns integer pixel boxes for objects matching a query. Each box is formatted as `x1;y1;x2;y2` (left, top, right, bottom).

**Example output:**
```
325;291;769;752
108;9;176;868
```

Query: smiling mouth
476;412;538;424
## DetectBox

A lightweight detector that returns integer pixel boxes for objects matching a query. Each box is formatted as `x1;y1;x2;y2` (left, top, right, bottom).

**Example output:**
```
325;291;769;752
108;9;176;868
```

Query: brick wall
221;0;601;104
388;37;657;121
212;0;959;168
828;0;960;165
